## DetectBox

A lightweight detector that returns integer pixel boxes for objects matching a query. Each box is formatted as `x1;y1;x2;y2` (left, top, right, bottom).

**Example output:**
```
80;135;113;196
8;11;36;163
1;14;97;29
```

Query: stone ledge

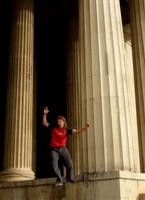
80;171;145;181
0;172;145;199
0;177;56;188
0;171;145;189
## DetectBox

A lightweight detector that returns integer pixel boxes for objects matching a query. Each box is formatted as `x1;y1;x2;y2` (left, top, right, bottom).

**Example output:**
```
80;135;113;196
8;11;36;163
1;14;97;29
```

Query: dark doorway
0;0;12;171
35;0;73;178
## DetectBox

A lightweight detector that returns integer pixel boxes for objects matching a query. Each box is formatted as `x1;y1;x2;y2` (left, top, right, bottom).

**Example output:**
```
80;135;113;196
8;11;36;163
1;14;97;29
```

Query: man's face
57;119;65;128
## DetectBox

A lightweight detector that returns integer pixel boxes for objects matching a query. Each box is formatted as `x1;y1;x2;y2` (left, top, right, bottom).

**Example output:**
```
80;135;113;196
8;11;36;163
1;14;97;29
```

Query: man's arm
42;106;50;128
72;124;90;134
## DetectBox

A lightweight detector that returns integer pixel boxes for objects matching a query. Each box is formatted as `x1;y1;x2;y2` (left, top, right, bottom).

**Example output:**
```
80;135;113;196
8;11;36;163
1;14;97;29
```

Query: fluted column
0;0;35;181
67;3;81;174
129;0;145;172
67;0;140;174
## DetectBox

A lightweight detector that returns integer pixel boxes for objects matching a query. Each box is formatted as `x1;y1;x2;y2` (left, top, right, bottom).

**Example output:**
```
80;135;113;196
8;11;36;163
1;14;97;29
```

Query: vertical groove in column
130;0;145;172
2;0;35;181
106;0;124;170
94;0;105;172
74;14;81;174
81;0;88;173
96;0;107;172
85;0;93;172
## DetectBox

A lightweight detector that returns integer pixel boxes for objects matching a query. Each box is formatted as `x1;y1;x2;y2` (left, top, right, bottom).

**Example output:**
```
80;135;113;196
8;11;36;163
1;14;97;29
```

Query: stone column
129;0;145;172
67;0;140;174
0;0;35;181
67;3;81;174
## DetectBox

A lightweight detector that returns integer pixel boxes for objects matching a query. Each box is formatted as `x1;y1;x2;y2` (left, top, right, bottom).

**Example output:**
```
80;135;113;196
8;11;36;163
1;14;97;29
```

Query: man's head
57;116;67;128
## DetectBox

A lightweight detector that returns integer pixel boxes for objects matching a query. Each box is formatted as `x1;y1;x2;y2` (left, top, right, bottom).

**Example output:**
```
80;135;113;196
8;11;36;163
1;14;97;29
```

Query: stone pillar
67;0;140;174
129;0;145;172
0;0;35;181
67;3;81;174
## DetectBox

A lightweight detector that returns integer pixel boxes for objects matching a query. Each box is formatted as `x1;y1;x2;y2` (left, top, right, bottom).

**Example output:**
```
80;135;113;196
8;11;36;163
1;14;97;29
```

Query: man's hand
85;124;90;128
73;123;90;134
42;106;49;127
43;106;50;114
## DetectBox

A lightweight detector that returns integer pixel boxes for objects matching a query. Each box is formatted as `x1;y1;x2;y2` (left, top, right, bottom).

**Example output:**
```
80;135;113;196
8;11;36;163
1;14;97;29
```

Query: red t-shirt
49;127;73;147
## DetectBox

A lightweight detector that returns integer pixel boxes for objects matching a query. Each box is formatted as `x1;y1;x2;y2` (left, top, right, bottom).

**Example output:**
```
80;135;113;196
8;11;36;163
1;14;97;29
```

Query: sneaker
65;179;76;184
55;182;63;187
70;179;76;183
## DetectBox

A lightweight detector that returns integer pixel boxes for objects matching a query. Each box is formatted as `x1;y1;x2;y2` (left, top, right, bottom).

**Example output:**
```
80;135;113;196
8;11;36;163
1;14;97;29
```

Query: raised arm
42;106;50;128
73;124;90;134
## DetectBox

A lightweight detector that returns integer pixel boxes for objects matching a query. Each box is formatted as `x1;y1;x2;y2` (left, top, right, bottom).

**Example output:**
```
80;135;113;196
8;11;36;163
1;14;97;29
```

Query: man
42;106;90;186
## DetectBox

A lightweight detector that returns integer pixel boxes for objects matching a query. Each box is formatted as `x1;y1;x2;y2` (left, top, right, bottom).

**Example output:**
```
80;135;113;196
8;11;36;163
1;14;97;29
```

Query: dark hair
57;116;67;128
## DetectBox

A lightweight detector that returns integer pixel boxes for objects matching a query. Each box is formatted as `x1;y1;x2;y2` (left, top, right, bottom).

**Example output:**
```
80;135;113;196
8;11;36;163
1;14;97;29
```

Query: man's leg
59;147;74;182
50;149;63;183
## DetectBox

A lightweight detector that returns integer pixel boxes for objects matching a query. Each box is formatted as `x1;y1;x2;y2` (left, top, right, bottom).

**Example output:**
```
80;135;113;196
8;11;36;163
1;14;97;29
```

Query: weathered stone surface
0;172;145;200
67;0;140;175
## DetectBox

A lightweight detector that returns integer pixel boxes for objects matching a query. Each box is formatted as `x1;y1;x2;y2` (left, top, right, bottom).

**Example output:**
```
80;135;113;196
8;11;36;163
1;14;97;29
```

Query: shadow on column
0;0;12;172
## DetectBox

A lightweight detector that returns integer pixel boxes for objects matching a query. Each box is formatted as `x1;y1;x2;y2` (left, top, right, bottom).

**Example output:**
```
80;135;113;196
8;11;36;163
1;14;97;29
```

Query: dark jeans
50;146;74;182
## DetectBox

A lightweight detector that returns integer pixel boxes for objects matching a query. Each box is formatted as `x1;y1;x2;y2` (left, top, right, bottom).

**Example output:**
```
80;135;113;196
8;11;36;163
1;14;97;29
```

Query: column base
0;168;35;182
